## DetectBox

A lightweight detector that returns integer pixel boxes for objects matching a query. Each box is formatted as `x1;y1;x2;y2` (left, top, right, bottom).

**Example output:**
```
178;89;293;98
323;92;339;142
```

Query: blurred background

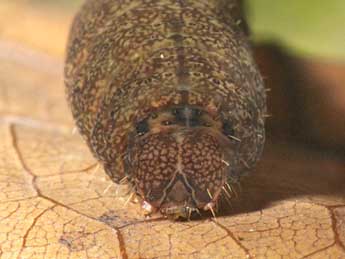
0;0;344;155
1;0;344;59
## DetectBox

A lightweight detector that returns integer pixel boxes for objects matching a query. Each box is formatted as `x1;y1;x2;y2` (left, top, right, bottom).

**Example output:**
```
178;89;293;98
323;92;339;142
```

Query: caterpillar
65;0;266;219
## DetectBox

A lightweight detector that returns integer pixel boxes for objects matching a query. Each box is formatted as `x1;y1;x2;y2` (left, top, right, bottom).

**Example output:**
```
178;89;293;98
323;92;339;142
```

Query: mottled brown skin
65;0;266;218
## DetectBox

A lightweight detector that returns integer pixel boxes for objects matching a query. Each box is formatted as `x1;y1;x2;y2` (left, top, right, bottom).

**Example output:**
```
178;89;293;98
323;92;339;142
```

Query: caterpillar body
65;0;266;218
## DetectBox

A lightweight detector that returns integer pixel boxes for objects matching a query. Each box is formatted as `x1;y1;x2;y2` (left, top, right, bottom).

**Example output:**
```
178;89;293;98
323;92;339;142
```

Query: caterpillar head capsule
126;106;239;218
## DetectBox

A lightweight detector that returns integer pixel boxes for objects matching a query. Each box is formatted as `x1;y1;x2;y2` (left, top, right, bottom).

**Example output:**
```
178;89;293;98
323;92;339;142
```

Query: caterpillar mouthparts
65;0;266;219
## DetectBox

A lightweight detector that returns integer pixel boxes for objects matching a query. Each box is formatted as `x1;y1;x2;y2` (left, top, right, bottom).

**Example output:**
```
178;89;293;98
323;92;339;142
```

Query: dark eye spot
212;78;220;85
151;113;158;119
193;109;203;117
222;121;235;138
144;78;152;84
136;119;149;136
172;108;180;116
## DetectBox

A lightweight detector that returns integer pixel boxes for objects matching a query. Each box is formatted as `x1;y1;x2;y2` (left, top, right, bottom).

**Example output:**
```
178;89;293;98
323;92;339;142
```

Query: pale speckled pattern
65;0;266;212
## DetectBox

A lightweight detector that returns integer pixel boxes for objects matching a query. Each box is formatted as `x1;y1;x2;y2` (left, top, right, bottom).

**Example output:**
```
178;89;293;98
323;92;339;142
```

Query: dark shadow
216;141;345;217
217;43;345;217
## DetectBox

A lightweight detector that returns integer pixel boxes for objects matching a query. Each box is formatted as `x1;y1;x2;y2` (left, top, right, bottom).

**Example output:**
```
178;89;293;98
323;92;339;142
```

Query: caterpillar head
126;106;241;219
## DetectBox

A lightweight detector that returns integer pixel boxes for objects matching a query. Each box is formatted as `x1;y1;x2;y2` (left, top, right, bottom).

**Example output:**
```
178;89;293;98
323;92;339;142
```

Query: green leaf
247;0;345;60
